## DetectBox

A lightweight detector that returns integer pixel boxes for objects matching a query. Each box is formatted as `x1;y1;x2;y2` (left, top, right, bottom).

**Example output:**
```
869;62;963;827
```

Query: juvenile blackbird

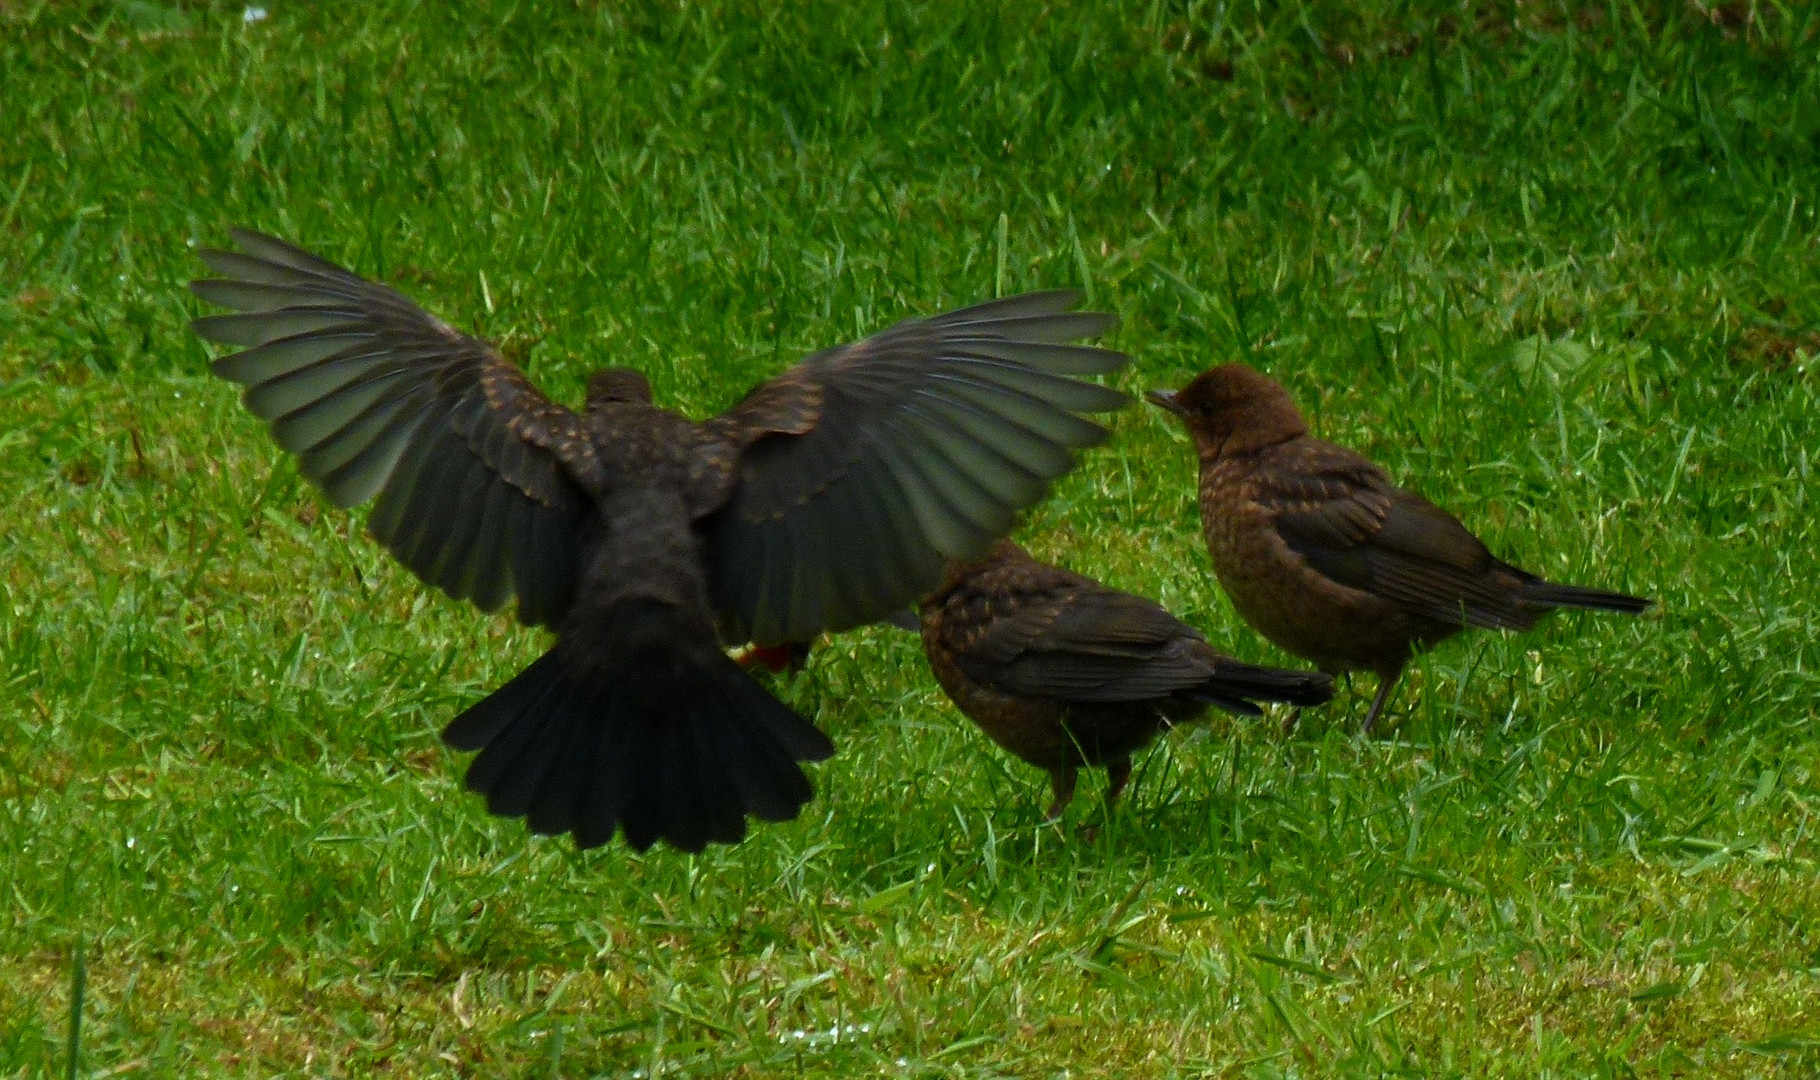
190;228;1129;852
919;541;1335;818
1148;363;1652;733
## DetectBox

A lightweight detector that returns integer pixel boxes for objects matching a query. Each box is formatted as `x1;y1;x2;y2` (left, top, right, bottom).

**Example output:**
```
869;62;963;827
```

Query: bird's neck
1200;412;1306;463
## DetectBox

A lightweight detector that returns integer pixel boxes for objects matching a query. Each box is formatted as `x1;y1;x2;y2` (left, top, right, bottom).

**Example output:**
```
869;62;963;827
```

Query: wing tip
226;225;285;252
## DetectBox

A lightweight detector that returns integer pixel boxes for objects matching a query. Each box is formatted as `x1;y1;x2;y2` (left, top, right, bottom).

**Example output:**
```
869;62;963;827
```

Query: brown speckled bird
919;541;1335;818
190;228;1129;852
1148;363;1652;734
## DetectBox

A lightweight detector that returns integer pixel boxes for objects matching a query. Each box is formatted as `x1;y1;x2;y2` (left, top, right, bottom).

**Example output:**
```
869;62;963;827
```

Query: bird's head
1146;363;1306;460
586;368;653;407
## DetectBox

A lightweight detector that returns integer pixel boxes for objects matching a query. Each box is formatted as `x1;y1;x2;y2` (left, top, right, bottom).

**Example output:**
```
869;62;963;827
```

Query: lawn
3;1;1818;1076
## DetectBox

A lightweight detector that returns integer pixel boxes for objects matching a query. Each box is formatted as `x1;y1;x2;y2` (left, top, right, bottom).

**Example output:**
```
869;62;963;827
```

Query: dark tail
442;603;834;853
1519;580;1653;615
1188;660;1336;716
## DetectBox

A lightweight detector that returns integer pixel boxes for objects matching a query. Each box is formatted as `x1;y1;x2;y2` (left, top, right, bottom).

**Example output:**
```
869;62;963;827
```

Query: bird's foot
734;641;813;675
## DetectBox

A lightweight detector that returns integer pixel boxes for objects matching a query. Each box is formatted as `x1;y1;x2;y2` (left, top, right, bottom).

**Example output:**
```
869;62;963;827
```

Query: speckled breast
1198;462;1421;675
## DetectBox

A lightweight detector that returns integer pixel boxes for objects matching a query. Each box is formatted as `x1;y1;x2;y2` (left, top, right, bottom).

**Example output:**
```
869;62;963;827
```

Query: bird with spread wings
191;229;1129;852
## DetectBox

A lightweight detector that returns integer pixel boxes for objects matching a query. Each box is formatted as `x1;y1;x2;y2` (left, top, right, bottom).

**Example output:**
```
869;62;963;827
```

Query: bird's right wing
948;572;1213;703
1259;442;1532;630
700;292;1129;645
190;229;591;628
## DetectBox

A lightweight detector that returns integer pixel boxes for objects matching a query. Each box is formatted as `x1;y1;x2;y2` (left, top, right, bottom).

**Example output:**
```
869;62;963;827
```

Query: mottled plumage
192;228;1129;851
919;541;1334;818
1149;363;1652;733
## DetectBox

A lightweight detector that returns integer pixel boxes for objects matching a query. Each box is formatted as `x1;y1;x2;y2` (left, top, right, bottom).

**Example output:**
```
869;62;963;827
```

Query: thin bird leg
1360;668;1401;736
1076;759;1133;845
1045;766;1079;821
1104;756;1133;808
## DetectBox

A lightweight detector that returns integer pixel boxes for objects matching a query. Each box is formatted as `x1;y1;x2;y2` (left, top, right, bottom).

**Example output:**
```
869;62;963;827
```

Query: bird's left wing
190;229;591;628
949;572;1214;703
701;292;1129;645
1261;441;1532;630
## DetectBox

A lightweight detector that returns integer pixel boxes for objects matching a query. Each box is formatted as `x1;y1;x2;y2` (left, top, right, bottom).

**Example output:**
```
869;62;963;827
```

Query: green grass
3;0;1818;1075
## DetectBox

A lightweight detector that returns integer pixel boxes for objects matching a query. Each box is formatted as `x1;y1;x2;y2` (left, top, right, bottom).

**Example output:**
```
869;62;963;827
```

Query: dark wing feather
702;291;1129;645
191;229;590;628
1263;441;1535;630
948;570;1217;703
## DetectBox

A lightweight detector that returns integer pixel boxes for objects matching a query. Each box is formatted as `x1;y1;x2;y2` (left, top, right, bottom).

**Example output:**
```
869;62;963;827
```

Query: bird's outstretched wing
701;292;1129;645
947;570;1218;703
191;229;590;628
1259;441;1536;631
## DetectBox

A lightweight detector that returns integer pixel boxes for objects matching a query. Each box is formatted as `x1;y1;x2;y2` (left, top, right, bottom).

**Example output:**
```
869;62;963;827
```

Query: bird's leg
1044;767;1078;822
1360;668;1401;736
1104;756;1133;808
1076;759;1132;845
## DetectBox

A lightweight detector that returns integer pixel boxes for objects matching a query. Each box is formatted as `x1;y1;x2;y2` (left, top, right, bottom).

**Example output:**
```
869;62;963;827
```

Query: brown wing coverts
951;581;1227;703
1261;444;1539;631
191;229;588;628
706;292;1129;645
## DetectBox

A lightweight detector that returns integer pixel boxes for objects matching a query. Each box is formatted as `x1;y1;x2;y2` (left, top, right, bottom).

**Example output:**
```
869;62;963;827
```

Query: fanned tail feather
443;624;833;853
